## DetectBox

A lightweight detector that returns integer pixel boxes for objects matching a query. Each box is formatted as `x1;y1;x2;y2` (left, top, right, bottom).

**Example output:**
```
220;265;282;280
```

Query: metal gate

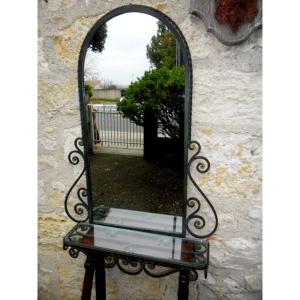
90;104;144;150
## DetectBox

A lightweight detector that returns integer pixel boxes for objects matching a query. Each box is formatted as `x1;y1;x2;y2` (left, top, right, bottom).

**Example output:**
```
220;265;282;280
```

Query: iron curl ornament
186;141;218;238
63;245;201;280
63;244;80;258
64;137;89;223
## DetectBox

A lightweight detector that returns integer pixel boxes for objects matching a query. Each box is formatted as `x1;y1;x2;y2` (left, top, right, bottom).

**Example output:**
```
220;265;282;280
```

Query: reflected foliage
117;66;185;140
146;21;177;69
85;84;94;98
88;24;108;53
85;13;186;221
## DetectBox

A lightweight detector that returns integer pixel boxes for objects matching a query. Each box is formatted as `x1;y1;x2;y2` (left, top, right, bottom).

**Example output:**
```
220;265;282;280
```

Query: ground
90;152;184;215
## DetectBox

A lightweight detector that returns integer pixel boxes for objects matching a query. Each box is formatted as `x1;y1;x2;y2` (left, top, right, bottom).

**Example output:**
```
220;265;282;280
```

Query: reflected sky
85;12;158;87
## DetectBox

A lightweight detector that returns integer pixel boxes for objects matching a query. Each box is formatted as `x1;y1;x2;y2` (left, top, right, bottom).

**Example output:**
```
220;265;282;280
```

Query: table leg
81;257;94;300
95;256;106;300
178;269;190;300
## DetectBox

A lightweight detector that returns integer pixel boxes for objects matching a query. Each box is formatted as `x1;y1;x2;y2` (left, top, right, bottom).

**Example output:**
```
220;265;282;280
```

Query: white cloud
85;12;159;87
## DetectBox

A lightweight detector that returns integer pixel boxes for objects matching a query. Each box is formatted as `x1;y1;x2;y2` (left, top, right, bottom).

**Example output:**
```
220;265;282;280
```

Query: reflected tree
117;67;184;140
118;21;184;140
88;24;108;53
146;21;177;69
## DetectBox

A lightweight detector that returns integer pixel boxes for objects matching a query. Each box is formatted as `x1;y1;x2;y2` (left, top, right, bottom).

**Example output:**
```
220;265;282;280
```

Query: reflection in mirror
84;12;185;234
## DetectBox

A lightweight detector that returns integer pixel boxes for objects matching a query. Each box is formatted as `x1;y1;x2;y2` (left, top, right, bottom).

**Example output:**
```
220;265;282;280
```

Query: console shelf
63;222;209;271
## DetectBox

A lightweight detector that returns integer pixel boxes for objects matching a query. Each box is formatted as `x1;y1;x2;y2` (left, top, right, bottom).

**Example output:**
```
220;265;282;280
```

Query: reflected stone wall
38;0;262;299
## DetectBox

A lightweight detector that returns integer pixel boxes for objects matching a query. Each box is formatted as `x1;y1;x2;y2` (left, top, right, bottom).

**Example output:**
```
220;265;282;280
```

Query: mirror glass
83;12;186;234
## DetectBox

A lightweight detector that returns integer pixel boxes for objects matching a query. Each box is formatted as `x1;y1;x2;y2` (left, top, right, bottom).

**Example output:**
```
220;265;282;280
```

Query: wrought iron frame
63;5;218;298
64;4;218;239
65;137;218;238
76;4;193;235
64;137;88;223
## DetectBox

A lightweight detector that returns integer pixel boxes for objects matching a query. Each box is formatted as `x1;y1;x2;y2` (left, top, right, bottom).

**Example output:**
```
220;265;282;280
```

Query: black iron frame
63;4;218;299
76;4;193;236
64;3;218;239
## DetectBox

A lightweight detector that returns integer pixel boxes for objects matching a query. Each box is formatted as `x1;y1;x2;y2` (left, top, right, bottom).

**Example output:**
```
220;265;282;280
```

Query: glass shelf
64;223;208;270
92;207;183;235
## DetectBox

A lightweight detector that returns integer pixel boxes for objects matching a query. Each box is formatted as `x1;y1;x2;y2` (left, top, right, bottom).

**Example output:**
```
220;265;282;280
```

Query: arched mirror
78;6;192;237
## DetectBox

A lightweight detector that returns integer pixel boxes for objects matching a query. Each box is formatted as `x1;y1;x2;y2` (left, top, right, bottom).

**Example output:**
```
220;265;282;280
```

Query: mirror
81;11;190;235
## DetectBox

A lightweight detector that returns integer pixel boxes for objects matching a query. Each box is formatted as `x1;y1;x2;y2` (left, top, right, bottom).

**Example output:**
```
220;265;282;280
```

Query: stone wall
38;1;262;299
93;89;122;100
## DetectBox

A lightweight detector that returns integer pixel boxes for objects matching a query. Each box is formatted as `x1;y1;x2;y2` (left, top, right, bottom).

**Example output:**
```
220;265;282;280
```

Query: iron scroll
64;137;89;223
64;138;218;239
63;244;202;281
186;141;218;238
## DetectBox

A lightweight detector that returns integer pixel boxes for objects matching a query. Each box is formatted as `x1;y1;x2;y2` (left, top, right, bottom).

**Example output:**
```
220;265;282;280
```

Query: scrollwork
63;245;81;258
64;137;89;223
144;263;178;278
63;243;209;279
104;255;117;268
63;245;208;281
189;270;198;281
116;258;144;275
186;141;218;238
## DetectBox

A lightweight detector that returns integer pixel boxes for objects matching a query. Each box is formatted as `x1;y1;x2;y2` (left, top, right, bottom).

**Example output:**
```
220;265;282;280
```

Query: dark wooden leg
81;258;95;300
178;269;190;300
95;256;106;300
